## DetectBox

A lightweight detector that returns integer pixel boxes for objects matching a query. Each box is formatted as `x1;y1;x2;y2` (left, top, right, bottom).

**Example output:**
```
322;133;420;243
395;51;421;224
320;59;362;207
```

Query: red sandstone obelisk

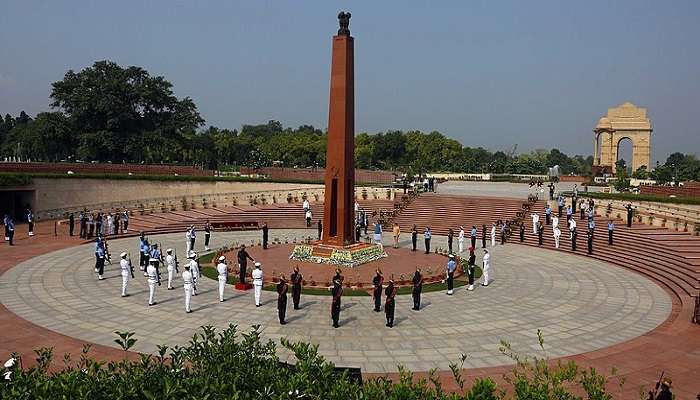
322;11;355;247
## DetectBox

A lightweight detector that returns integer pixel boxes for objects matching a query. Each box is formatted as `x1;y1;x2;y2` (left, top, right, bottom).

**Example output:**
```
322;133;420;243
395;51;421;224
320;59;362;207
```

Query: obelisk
322;11;355;247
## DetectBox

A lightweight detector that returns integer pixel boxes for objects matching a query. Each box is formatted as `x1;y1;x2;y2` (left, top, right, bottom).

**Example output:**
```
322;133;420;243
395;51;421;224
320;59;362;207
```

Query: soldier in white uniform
182;264;193;313
119;252;133;297
458;226;465;253
216;256;228;302
165;248;177;290
146;261;160;306
185;227;192;253
252;262;263;307
552;215;559;230
553;226;561;249
188;251;200;296
531;212;540;234
482;249;491;287
490;223;497;247
568;218;577;240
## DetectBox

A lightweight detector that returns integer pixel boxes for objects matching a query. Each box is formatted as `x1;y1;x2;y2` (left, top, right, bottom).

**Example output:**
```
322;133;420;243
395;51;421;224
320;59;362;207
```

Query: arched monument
592;102;652;175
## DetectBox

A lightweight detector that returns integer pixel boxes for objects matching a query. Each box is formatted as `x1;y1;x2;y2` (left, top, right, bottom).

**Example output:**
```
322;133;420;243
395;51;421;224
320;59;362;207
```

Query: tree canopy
4;59;677;178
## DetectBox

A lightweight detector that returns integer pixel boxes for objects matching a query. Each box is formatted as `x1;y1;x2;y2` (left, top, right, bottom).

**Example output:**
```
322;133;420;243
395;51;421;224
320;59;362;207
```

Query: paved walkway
0;229;671;373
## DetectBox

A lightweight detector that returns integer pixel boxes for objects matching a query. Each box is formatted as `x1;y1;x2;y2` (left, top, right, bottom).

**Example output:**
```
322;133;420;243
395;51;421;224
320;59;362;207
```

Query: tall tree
49;60;204;162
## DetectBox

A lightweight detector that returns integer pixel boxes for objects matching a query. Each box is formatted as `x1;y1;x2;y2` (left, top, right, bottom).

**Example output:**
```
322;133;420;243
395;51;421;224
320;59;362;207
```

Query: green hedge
0;174;33;187
0;324;627;399
0;171;386;187
564;190;700;206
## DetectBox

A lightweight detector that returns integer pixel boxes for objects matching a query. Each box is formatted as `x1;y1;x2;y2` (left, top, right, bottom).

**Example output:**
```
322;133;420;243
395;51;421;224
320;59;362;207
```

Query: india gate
592;102;653;175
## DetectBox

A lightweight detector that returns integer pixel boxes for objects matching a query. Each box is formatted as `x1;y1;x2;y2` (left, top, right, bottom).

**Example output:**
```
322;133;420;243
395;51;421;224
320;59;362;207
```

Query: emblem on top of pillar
337;11;351;36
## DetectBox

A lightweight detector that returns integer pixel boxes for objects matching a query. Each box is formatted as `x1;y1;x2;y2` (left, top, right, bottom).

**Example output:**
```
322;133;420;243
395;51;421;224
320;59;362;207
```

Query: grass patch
0;171;387;187
202;264;482;296
564;190;700;206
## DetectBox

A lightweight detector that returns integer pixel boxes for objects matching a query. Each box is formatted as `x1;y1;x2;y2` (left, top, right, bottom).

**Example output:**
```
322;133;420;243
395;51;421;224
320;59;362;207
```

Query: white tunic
252;268;263;286
166;254;175;271
120;259;130;277
216;262;227;281
189;259;200;279
458;229;465;242
182;270;194;286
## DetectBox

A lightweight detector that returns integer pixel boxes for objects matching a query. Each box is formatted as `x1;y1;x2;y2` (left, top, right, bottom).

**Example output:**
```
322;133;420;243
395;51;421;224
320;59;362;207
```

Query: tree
49;60;204;162
613;159;630;191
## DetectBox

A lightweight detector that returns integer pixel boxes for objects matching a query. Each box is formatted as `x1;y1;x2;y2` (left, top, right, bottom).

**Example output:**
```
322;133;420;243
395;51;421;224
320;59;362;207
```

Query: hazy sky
1;1;699;163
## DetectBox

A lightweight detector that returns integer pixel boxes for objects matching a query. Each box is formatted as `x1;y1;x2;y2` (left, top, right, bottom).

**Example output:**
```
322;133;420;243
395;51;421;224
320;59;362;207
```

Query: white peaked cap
120;252;127;258
218;256;226;261
166;248;173;253
254;262;261;267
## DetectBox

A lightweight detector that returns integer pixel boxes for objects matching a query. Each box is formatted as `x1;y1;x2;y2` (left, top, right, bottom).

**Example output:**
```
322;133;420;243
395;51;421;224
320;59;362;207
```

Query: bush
1;326;621;399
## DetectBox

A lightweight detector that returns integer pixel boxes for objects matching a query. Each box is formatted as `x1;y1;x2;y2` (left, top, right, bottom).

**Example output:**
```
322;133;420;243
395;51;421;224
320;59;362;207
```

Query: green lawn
202;265;480;296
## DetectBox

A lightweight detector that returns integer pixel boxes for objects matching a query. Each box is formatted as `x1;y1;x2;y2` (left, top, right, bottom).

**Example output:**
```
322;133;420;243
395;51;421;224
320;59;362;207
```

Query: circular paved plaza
0;229;672;373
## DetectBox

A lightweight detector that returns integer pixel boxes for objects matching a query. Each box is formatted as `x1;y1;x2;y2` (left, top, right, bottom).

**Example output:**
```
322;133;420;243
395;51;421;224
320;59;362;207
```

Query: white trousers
121;274;129;296
532;224;538;234
554;236;560;248
458;240;464;253
483;266;491;285
254;284;262;306
148;281;156;304
186;240;191;253
218;277;226;301
491;234;496;247
168;267;175;289
184;284;192;312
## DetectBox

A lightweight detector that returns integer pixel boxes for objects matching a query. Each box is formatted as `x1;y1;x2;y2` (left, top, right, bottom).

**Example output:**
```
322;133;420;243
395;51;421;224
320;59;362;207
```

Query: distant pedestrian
411;225;418;251
607;220;614;245
317;219;322;241
424;227;432;254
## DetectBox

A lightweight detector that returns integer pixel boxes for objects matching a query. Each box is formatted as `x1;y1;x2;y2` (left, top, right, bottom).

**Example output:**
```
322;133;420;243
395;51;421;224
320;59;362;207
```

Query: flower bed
289;244;386;267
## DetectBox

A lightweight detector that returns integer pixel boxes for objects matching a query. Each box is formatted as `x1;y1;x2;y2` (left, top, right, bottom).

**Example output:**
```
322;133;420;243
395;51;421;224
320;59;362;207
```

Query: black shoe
374;308;380;312
280;321;286;325
256;304;261;307
294;307;300;310
121;294;130;297
186;310;192;313
333;324;339;328
168;287;174;290
412;307;419;311
149;302;157;306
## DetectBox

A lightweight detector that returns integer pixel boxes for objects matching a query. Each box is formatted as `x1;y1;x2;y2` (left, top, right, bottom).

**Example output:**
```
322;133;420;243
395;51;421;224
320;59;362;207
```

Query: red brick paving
1;219;699;397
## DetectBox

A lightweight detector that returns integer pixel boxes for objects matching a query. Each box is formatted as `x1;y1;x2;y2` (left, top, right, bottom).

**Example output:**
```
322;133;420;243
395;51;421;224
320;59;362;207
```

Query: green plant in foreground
1;325;622;400
499;329;623;400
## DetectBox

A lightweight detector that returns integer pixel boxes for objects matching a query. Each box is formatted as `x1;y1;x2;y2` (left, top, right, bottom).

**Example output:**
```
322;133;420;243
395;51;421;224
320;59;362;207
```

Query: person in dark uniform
384;280;397;327
290;266;303;310
587;229;594;255
481;225;487;248
537;222;544;245
277;275;288;325
372;269;384;312
519;222;525;242
625;204;634;227
607;220;614;245
331;278;342;328
571;228;577;251
500;222;507;245
355;222;361;242
68;213;75;236
647;376;673;400
411;225;418;251
78;211;86;238
204;220;212;251
447;228;454;254
317;219;322;241
545;204;552;225
423;227;432;254
237;244;254;284
412;269;423;310
470;226;477;249
467;247;476;291
261;222;269;249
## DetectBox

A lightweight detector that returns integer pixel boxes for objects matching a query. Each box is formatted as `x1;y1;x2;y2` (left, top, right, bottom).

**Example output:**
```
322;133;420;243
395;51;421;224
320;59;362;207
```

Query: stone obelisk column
322;12;355;247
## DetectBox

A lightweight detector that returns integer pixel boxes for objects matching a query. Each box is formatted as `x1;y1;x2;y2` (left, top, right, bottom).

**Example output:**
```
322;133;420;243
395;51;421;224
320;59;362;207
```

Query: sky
1;1;699;163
